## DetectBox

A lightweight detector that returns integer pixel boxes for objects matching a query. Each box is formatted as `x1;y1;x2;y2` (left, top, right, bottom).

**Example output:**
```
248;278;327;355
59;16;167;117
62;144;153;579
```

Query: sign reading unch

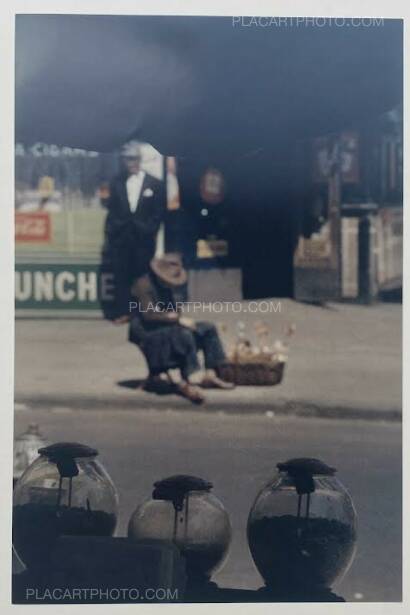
15;263;115;310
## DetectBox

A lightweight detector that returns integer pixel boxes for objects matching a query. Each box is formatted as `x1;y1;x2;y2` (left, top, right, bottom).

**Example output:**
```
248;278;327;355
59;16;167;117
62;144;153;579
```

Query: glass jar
13;423;48;487
13;442;119;569
247;458;357;590
128;475;232;581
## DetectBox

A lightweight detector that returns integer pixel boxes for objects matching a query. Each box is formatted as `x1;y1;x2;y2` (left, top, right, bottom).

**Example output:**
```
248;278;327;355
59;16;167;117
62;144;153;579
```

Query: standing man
103;141;166;322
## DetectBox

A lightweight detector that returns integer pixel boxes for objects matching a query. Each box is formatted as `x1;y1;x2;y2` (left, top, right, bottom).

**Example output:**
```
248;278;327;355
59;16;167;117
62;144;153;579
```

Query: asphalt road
14;406;402;602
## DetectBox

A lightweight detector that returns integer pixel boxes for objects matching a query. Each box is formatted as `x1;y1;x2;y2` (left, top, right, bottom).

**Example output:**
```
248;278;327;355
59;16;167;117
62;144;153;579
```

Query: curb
15;393;402;423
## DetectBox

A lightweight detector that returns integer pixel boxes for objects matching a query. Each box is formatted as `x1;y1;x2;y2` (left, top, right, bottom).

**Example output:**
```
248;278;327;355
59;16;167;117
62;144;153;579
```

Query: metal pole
328;140;342;299
358;214;377;304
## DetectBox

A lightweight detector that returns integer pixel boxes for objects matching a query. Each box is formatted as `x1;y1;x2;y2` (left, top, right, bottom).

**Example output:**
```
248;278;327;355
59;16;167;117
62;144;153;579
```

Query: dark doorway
175;152;300;299
227;153;299;299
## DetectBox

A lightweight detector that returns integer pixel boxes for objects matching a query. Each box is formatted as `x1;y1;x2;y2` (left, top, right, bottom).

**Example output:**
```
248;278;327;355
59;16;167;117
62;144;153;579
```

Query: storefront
15;142;163;315
296;107;403;303
15;108;402;315
170;107;403;303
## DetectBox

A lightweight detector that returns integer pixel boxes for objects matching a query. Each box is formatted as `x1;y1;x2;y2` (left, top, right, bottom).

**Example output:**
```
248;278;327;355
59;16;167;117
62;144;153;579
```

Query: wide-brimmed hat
150;253;187;288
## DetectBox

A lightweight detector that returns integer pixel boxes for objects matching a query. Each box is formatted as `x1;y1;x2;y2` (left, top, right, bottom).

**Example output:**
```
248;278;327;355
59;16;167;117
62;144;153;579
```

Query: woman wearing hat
129;254;234;404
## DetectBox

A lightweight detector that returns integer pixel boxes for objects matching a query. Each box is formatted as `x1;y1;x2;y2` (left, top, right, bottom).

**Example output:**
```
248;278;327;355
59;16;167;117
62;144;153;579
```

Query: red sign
15;212;51;242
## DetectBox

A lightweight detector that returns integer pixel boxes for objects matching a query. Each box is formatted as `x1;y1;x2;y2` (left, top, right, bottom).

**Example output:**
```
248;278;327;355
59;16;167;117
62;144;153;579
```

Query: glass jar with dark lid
128;475;232;582
247;458;357;590
13;442;119;568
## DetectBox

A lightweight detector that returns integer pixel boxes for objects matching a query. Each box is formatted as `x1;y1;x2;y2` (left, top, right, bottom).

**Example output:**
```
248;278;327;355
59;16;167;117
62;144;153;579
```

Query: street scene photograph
11;11;403;606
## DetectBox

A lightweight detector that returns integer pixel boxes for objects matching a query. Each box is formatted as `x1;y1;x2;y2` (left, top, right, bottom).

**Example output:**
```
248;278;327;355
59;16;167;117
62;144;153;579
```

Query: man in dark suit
103;141;166;322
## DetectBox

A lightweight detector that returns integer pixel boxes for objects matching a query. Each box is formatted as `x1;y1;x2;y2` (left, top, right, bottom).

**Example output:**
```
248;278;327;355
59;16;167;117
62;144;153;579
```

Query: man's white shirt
126;171;146;213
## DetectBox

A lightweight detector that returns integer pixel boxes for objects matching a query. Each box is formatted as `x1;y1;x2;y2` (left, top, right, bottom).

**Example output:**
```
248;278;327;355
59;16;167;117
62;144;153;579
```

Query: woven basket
218;359;285;386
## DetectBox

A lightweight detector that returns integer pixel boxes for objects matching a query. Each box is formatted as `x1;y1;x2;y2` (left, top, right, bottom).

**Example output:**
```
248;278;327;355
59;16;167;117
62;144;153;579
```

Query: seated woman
129;254;234;404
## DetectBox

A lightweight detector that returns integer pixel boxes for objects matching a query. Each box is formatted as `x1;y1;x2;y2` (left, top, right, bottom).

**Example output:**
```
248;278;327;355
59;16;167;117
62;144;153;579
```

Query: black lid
38;442;98;460
277;458;336;495
277;458;336;476
153;475;213;510
38;443;98;478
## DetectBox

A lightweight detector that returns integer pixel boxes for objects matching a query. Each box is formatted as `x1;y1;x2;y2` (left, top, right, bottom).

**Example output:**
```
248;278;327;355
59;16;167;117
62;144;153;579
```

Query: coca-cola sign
15;212;51;242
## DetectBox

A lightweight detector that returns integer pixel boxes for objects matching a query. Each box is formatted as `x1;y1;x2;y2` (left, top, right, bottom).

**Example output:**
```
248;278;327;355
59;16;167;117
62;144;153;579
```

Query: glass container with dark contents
247;458;357;590
128;475;232;582
13;442;119;569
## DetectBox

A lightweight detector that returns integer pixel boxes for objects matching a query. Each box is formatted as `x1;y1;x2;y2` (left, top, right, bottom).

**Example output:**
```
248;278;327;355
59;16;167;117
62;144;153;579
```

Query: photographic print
9;5;403;608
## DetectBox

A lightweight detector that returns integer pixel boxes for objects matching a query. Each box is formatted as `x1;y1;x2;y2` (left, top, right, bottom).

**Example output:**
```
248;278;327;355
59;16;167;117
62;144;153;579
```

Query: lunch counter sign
15;264;114;310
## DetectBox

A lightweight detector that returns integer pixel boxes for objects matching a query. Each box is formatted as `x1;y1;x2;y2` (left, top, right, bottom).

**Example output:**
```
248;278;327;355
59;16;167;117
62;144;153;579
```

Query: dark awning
15;15;403;156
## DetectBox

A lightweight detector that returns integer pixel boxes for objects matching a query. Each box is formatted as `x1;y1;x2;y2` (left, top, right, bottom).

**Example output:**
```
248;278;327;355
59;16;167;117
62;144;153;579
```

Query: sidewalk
15;300;402;421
